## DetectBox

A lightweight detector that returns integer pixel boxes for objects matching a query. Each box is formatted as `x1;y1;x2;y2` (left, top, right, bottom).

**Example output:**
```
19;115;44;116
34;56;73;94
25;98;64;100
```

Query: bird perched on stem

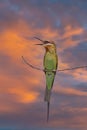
34;37;58;122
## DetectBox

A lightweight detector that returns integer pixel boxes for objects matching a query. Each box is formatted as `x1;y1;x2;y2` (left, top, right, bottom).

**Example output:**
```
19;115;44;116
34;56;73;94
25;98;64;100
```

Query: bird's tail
44;87;51;102
47;101;50;122
44;88;51;122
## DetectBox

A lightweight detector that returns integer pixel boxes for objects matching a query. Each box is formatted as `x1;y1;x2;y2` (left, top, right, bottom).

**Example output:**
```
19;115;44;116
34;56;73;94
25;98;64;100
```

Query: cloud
8;86;39;104
54;86;87;97
50;106;87;128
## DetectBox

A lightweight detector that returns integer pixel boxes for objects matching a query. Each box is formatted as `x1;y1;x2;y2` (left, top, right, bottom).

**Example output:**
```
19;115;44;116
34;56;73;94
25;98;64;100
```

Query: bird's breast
44;52;57;70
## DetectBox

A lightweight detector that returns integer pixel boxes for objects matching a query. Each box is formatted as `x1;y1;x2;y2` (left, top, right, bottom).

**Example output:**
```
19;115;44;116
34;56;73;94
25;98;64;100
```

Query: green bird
35;37;58;121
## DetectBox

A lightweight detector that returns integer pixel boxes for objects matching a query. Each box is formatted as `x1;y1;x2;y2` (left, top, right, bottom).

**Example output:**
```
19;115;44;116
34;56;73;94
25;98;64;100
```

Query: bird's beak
35;44;43;45
34;37;43;42
34;37;51;46
34;37;44;45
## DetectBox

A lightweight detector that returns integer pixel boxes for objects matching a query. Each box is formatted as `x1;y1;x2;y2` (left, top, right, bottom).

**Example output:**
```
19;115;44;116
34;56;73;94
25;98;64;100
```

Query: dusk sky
0;0;87;130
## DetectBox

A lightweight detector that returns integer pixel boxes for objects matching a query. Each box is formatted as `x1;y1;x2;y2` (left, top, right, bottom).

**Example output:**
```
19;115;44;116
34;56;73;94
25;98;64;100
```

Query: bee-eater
34;37;58;121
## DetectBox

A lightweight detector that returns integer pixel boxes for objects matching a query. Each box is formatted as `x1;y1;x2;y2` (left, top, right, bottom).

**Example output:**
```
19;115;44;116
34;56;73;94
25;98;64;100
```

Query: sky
0;0;87;130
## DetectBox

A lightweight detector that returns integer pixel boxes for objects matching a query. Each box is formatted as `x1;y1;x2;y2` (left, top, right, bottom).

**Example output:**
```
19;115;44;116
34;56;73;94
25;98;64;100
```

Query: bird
34;37;58;122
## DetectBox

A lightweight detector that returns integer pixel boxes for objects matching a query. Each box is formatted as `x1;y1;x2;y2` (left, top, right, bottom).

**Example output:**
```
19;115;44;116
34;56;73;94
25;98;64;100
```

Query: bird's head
34;37;56;53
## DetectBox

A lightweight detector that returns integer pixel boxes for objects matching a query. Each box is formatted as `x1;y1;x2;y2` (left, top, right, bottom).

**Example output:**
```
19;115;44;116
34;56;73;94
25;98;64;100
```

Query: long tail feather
47;102;50;122
44;88;51;102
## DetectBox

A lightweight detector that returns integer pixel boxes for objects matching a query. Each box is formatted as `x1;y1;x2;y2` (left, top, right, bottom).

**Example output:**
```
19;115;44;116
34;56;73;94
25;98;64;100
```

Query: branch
22;56;87;72
58;66;87;71
22;56;43;71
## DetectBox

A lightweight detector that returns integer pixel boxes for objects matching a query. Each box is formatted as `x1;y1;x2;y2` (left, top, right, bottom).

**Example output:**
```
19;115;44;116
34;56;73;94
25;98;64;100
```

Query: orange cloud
63;25;84;39
0;73;40;113
9;87;39;103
